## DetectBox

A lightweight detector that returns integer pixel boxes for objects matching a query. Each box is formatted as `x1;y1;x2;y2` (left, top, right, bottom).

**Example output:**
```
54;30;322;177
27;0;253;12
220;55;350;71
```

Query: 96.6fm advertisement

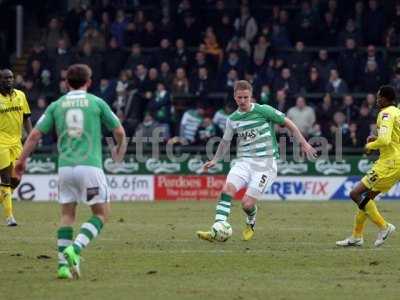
13;175;154;202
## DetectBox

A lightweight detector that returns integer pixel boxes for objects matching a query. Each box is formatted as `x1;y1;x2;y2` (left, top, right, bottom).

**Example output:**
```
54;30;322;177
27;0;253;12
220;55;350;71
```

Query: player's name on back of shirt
61;98;89;108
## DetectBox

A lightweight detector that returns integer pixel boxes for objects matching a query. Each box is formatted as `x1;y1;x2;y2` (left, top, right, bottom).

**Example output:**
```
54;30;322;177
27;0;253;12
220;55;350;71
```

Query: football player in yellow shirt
0;69;32;226
337;86;399;247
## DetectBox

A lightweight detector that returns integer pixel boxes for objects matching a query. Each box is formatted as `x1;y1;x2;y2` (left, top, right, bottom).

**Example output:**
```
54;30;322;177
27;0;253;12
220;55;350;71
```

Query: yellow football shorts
362;159;400;193
0;144;22;170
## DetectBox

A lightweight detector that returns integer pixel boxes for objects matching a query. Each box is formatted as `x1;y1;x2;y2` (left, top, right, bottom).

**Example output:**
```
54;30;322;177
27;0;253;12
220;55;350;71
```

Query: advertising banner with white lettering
13;175;154;202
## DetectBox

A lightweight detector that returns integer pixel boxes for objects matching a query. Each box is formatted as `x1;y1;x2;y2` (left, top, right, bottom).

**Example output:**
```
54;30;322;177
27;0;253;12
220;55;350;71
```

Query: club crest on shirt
382;112;390;120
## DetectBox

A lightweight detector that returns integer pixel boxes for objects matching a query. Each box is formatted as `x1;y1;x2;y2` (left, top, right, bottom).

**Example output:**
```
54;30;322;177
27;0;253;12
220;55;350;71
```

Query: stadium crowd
15;0;400;150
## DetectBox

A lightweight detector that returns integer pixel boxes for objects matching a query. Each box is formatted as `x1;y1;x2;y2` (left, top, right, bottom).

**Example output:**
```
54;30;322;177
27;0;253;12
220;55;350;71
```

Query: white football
212;221;233;242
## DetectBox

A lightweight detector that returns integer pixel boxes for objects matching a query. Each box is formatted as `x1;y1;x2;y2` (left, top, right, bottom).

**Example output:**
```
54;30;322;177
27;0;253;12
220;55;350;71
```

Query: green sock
57;226;73;268
73;215;103;255
215;193;232;222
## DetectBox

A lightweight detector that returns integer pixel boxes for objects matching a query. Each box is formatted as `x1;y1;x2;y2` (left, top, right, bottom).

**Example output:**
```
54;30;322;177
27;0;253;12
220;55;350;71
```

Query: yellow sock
352;210;368;238
364;200;387;230
0;185;13;218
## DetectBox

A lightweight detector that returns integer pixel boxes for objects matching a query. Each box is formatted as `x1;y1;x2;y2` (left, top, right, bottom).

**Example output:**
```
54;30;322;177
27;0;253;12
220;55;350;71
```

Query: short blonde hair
234;80;253;94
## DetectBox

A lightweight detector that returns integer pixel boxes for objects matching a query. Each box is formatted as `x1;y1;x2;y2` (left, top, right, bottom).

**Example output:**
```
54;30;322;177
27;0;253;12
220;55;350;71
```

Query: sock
57;226;73;268
243;205;257;225
352;210;367;238
0;184;13;218
364;200;387;230
215;193;232;222
73;215;104;255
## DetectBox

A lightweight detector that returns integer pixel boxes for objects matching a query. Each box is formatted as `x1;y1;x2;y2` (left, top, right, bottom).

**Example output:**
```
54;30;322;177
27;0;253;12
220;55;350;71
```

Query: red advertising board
155;175;245;201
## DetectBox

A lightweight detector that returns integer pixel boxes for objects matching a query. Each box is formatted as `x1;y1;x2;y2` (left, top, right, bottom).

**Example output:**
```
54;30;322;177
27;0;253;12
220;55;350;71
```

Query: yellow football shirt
366;105;400;160
0;89;31;147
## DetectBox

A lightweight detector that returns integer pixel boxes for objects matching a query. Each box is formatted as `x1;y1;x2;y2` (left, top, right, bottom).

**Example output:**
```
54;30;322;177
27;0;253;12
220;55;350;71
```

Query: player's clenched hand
202;160;216;173
301;142;318;160
367;135;377;143
111;145;126;163
14;159;26;178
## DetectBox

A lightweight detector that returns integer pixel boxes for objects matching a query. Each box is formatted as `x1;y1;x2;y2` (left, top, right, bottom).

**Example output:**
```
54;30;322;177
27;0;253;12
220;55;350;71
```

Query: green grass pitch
1;201;399;300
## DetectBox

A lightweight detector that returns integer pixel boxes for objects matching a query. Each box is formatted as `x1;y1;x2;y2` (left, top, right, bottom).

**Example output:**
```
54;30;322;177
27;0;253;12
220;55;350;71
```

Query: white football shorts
226;157;277;198
58;166;110;205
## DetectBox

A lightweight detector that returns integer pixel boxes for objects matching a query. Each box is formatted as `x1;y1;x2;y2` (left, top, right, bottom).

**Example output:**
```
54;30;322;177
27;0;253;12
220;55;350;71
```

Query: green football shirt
223;103;285;158
35;90;121;168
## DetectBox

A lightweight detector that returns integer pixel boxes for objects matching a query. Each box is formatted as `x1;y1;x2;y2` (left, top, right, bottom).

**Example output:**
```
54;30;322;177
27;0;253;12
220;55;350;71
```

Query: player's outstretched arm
14;129;43;177
111;125;127;163
202;139;231;172
283;117;317;159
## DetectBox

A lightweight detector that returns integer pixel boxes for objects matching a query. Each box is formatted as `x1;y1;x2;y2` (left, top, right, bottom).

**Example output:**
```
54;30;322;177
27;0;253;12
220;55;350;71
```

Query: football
212;221;233;242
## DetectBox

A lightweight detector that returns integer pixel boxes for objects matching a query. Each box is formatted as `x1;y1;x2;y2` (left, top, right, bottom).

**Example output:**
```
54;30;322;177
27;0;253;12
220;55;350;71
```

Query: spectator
111;9;129;46
79;9;98;39
28;43;48;68
26;59;43;85
319;12;339;46
124;44;150;72
314;49;336;83
337;19;362;46
223;69;239;93
360;60;382;93
48;39;74;82
294;1;318;45
78;27;106;52
304;66;325;93
273;67;299;96
341;95;359;123
203;27;223;65
326;69;349;95
357;104;374;143
192;51;212;77
124;22;141;47
344;123;363;148
146;68;160;93
190;67;213;97
171;67;190;94
142;21;159;47
76;42;102;84
234;5;258;43
385;24;400;48
221;51;245;80
365;93;378;117
337;38;360;90
93;78;116;105
258;84;272;105
102;37;127;79
174;39;190;69
100;11;112;41
252;35;272;67
390;66;400;96
195;117;218;144
179;105;205;143
134;64;150;93
354;1;365;32
289;41;311;87
329;111;349;147
147;82;172;125
364;0;385;45
31;96;48;125
270;23;291;48
41;17;69;50
65;2;82;45
157;38;174;66
316;93;335;137
273;89;290;113
159;61;173;86
286;96;316;137
213;102;235;133
177;13;201;47
135;113;170;142
216;14;235;47
360;45;384;75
